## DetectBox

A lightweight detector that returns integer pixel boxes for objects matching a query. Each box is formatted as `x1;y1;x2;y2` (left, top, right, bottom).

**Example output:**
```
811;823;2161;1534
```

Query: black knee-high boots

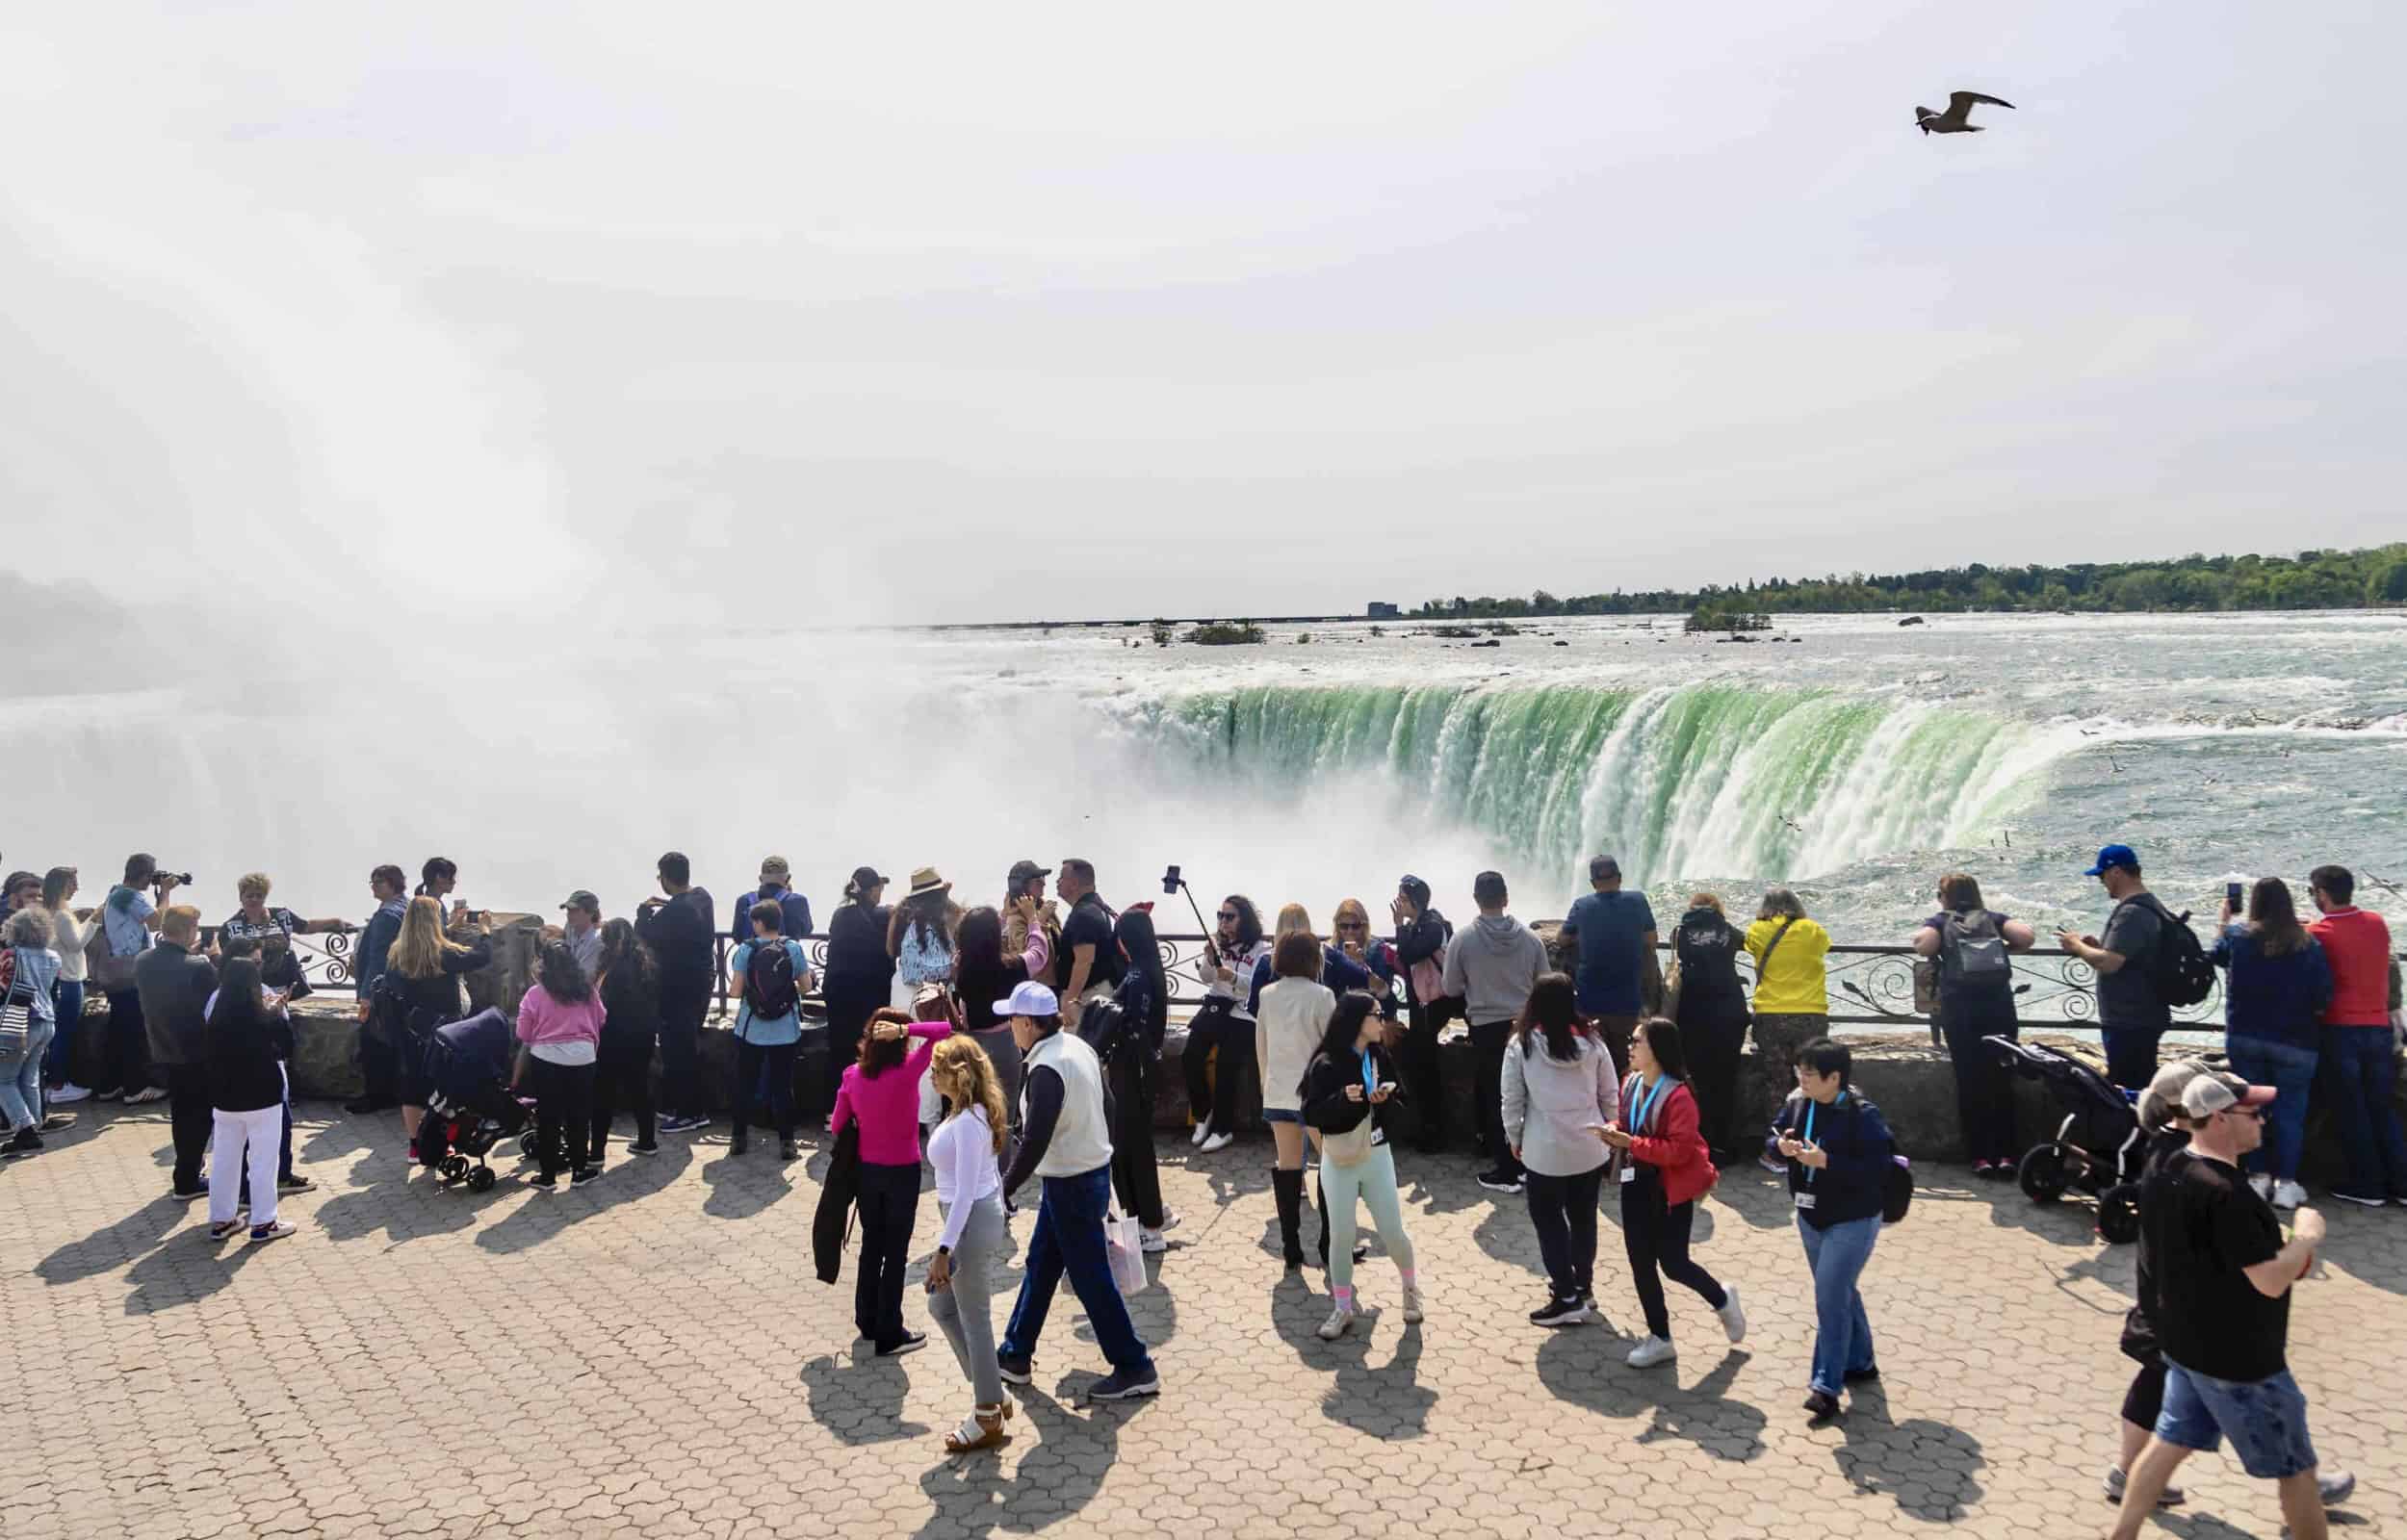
1272;1168;1307;1268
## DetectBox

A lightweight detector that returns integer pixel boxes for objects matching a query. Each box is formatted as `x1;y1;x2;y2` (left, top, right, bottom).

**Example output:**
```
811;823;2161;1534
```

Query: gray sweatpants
928;1194;1009;1404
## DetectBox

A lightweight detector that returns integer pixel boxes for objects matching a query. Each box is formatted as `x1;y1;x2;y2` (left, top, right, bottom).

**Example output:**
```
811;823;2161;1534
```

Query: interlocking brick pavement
9;1100;2402;1540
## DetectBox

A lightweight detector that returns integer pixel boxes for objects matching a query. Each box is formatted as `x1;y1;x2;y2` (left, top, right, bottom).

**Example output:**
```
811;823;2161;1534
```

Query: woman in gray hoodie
1501;972;1618;1325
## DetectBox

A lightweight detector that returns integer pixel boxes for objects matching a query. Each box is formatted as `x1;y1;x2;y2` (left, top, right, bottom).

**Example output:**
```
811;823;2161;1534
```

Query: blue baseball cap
2083;843;2140;877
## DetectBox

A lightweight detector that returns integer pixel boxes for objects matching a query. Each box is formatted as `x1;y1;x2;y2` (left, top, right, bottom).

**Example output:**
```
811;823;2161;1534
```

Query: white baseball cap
996;981;1060;1017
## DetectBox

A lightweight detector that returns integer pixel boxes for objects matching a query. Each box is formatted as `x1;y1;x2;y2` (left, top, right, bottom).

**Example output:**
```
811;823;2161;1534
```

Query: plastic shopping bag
1104;1208;1149;1297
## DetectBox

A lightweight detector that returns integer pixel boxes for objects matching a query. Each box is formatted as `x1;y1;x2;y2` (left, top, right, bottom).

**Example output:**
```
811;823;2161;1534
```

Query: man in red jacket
2306;865;2404;1207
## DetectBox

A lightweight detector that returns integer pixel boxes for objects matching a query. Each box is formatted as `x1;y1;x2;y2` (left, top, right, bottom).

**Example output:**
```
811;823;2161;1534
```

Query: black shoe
531;1171;559;1190
729;1134;749;1157
276;1174;316;1195
4;1129;42;1158
571;1167;601;1187
1804;1390;1841;1422
629;1142;659;1158
1843;1366;1880;1384
170;1186;208;1201
2330;1187;2387;1208
876;1332;927;1358
1087;1366;1160;1401
779;1138;799;1161
996;1353;1033;1386
1530;1296;1588;1327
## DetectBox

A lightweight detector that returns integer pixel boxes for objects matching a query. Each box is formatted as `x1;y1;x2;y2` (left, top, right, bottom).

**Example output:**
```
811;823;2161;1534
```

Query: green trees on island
1411;543;2407;620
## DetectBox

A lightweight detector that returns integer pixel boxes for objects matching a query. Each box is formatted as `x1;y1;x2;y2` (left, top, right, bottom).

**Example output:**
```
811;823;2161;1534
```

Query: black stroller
417;1009;532;1193
1985;1037;2145;1243
423;1090;531;1193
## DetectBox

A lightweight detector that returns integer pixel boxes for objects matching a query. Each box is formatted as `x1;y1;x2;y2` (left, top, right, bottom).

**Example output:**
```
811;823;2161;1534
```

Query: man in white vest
992;981;1160;1401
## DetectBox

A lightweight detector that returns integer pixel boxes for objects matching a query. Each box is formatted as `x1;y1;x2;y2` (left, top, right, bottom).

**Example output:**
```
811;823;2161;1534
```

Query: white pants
208;1103;283;1229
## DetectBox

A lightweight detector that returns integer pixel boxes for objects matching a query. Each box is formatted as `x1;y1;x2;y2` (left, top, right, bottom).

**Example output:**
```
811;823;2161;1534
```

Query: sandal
944;1401;1014;1454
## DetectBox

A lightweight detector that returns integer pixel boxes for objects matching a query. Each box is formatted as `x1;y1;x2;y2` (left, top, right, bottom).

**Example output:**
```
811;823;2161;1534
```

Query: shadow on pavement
798;1350;932;1447
1536;1335;1765;1463
36;1192;188;1287
913;1380;1133;1540
1828;1380;1986;1521
1321;1322;1439;1439
700;1146;797;1221
120;1223;272;1314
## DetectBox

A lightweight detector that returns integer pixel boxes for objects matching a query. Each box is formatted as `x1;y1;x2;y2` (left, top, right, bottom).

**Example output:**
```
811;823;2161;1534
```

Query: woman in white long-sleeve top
922;1035;1015;1453
1255;930;1337;1270
1501;972;1618;1327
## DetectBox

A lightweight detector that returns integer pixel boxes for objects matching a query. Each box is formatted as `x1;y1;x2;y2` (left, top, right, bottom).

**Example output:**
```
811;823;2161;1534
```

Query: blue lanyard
1801;1091;1844;1183
1627;1074;1669;1136
1361;1051;1380;1099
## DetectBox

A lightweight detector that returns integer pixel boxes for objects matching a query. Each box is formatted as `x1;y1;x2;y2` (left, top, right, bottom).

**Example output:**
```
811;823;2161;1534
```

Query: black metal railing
252;922;2288;1035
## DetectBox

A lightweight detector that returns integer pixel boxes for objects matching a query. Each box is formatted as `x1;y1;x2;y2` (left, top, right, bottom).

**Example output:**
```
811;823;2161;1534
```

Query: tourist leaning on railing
1744;887;1831;1147
1670;892;1749;1167
1913;873;2036;1179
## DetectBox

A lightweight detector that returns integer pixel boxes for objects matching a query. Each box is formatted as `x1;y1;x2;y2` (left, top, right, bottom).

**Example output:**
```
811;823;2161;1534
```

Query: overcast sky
4;3;2402;629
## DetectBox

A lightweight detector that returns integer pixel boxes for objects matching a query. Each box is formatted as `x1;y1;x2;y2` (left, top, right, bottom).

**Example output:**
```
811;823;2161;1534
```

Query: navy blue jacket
2210;926;2333;1041
1767;1090;1896;1228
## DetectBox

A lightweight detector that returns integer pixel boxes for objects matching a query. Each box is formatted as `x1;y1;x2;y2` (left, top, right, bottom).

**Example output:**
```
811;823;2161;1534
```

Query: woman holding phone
1181;894;1268;1154
1298;989;1421;1339
1599;1018;1744;1368
1768;1038;1897;1422
1255;931;1337;1269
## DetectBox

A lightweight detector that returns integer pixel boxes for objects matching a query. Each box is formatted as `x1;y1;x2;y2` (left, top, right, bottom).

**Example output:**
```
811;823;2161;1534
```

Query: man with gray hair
1559;855;1656;1079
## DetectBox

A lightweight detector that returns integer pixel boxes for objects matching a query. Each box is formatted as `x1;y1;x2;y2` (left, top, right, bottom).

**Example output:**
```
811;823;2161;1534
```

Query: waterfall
1123;682;2065;882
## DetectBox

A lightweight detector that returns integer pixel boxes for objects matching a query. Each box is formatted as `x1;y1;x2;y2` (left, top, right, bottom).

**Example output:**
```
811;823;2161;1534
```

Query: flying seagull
1916;90;2014;135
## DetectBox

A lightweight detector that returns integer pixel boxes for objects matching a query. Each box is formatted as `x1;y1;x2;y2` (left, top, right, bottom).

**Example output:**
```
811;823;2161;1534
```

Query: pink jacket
830;1021;953;1166
515;985;606;1050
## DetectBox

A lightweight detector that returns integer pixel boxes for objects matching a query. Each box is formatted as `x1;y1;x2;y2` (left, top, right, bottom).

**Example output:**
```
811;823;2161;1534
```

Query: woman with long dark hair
1256;930;1337;1269
1501;973;1618;1325
951;903;1050;1118
887;869;962;1009
1182;893;1269;1154
1670;891;1750;1165
515;940;607;1190
1600;1017;1743;1367
820;866;896;1110
203;957;297;1242
1298;990;1421;1339
831;1004;957;1356
2211;876;2331;1207
1106;906;1177;1247
591;918;660;1164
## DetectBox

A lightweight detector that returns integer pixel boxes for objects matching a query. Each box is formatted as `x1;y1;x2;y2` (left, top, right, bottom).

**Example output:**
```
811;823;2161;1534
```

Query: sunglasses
1336;922;1368;932
1217;911;1239;921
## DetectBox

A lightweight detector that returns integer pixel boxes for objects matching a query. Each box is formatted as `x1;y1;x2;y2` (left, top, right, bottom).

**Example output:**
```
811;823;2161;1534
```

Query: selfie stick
1165;872;1214;938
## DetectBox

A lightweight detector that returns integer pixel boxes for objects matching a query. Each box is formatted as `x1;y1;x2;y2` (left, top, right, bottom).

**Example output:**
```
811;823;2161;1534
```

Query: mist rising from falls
1126;681;2067;885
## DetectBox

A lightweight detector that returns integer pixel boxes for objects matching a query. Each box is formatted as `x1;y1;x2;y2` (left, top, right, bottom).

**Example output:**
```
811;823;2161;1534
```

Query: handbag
1320;1115;1377;1168
1104;1207;1149;1296
0;962;36;1061
1749;916;1797;1006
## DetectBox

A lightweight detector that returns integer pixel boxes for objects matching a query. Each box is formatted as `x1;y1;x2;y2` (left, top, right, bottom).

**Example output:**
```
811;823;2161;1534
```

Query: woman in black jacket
1671;893;1750;1165
820;867;895;1111
591;918;660;1164
1767;1038;1895;1422
1105;906;1176;1246
204;958;297;1243
1298;990;1422;1341
373;897;495;1165
1389;875;1453;1154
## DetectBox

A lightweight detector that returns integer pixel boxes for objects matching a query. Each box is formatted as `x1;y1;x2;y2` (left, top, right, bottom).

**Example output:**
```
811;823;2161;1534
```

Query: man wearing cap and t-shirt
556;890;604;982
2058;843;2176;1090
992;980;1159;1402
736;857;814;948
2109;1070;2353;1540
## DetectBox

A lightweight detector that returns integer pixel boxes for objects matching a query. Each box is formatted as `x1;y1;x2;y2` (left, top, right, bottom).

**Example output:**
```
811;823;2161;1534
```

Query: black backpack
1937;909;2011;996
2126;896;2215;1009
1882;1154;1914;1224
744;940;801;1026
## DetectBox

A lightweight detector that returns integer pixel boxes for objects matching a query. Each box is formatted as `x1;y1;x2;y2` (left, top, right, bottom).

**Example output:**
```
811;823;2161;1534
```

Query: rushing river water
7;610;2403;955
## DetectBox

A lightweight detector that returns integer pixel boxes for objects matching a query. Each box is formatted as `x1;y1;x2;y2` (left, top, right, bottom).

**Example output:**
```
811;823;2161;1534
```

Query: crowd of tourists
0;840;2393;1524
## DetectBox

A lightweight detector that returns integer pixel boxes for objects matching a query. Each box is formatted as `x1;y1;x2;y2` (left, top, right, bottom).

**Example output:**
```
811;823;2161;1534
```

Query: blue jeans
1;1017;55;1128
2156;1363;2318;1479
44;980;84;1088
2322;1024;2407;1198
1798;1212;1879;1396
1001;1165;1152;1376
2223;1035;2318;1182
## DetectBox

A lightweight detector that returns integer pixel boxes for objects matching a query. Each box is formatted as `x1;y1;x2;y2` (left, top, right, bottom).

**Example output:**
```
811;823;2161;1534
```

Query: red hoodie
2309;907;2394;1027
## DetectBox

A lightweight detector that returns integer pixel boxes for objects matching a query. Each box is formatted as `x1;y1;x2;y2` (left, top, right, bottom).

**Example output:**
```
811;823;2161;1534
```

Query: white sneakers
1400;1285;1425;1324
1140;1229;1169;1253
1626;1335;1676;1369
49;1083;92;1105
1717;1284;1747;1343
1199;1132;1233;1154
1190;1120;1211;1147
2271;1179;2308;1210
1317;1302;1357;1341
2248;1173;2275;1200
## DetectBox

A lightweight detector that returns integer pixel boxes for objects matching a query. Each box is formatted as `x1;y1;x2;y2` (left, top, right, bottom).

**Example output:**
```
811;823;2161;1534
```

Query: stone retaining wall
94;998;2381;1175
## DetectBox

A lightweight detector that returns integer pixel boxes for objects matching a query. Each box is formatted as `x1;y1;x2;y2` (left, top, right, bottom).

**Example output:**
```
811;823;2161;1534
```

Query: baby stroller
423;1088;531;1193
1985;1037;2144;1243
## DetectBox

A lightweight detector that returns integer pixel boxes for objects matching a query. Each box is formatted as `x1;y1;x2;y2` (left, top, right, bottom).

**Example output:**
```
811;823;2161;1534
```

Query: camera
153;870;194;887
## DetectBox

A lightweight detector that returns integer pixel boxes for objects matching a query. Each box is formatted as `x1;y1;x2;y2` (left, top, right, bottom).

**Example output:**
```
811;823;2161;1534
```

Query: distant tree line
1410;543;2407;620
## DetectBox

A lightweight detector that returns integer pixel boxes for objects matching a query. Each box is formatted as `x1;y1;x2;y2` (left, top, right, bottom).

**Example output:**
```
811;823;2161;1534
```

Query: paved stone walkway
9;1100;2402;1540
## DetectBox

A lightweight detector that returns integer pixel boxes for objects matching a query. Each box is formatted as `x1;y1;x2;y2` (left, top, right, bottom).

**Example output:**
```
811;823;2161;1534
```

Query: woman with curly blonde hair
922;1035;1015;1452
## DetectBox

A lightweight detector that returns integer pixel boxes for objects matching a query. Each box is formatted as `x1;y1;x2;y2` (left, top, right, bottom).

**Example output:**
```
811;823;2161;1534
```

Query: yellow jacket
1744;916;1831;1015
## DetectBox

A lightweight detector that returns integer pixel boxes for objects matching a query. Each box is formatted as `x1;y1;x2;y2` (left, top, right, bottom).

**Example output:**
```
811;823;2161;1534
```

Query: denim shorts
1263;1107;1302;1125
2155;1362;2318;1479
